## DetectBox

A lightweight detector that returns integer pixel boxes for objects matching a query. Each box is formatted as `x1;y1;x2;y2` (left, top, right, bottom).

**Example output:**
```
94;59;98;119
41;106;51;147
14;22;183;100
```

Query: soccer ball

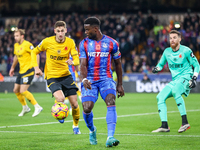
51;102;69;120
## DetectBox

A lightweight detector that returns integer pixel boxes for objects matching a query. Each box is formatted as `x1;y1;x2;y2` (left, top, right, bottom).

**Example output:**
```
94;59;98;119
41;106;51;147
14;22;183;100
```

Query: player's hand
117;84;124;98
152;67;159;74
66;59;74;65
9;68;15;76
189;76;197;88
34;66;43;76
82;78;92;90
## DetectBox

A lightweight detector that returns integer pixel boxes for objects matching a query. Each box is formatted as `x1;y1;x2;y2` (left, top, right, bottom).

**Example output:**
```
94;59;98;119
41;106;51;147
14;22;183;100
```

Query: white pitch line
0;131;200;138
0;109;199;129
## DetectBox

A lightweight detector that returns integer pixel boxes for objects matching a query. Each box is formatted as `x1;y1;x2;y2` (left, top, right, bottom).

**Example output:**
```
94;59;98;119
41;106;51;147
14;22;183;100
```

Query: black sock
182;115;188;125
161;121;168;128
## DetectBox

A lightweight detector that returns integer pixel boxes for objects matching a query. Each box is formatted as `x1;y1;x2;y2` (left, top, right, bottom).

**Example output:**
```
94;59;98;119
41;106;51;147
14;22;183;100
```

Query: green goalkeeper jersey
156;44;200;81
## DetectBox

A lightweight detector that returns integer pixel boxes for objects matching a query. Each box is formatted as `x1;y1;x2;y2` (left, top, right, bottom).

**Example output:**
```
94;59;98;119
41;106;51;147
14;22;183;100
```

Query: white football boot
178;124;190;133
32;106;43;117
18;107;31;116
152;127;170;132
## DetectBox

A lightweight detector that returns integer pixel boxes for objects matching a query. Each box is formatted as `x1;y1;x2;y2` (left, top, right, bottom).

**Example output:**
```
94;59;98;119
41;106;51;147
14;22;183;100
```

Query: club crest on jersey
102;43;108;48
30;45;34;50
65;47;68;50
190;52;194;58
57;50;61;54
179;54;182;58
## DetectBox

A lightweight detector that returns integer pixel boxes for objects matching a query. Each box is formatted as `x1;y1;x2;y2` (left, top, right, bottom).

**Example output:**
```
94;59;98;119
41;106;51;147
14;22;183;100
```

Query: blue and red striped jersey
79;35;121;82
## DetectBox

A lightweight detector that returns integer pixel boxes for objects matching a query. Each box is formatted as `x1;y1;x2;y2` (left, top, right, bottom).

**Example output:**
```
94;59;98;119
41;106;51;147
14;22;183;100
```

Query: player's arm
111;40;124;98
80;58;91;90
187;50;200;88
9;55;18;77
79;40;91;90
31;41;45;76
66;40;80;66
114;58;125;98
152;51;167;73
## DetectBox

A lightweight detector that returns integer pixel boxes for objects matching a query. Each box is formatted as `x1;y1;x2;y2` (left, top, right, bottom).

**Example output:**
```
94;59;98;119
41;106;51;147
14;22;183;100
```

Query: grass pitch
0;92;200;150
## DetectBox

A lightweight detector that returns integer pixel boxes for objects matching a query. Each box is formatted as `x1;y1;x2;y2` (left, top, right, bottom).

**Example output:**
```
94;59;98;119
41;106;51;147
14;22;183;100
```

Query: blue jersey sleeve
111;40;121;60
79;40;87;59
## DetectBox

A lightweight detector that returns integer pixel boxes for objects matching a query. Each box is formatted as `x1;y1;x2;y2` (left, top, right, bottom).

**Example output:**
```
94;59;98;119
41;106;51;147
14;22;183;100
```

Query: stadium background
1;1;200;150
0;0;200;92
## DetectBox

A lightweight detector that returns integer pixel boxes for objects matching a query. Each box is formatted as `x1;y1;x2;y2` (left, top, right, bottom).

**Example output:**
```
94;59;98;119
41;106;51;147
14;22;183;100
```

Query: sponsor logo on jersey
88;52;109;57
169;63;183;68
190;52;194;58
50;55;67;60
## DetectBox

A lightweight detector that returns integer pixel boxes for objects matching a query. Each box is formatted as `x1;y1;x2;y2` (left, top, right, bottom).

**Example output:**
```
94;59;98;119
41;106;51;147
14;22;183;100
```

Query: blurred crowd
0;12;200;76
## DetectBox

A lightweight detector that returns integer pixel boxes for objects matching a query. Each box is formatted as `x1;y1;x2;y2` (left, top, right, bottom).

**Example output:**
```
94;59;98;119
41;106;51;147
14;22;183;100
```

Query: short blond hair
14;28;25;35
54;21;66;28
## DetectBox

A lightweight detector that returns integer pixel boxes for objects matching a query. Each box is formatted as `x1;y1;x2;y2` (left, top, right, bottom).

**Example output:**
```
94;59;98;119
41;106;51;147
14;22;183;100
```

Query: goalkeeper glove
189;76;197;88
152;67;159;74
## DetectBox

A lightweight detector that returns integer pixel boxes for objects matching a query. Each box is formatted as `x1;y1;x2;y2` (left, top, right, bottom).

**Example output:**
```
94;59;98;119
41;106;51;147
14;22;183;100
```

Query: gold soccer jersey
14;40;34;74
32;36;79;79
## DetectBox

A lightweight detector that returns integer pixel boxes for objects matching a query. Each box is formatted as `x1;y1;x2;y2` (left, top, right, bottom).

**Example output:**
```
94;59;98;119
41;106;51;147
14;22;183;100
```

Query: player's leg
20;73;43;117
14;75;31;116
82;84;98;145
61;75;81;133
171;79;190;133
68;94;81;134
100;79;119;147
13;82;30;116
76;82;82;102
152;84;172;132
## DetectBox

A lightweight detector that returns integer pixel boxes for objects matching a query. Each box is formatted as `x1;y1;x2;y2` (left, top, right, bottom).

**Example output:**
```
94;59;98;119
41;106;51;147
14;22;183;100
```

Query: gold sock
72;105;80;126
15;93;26;105
77;91;81;96
22;91;37;105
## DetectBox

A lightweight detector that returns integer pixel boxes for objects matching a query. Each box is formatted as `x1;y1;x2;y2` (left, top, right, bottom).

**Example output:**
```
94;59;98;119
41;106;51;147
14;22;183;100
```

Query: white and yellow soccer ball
51;102;69;120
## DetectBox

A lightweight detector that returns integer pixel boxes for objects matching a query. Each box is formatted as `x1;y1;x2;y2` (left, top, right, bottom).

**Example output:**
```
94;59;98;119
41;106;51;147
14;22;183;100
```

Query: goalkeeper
152;30;200;133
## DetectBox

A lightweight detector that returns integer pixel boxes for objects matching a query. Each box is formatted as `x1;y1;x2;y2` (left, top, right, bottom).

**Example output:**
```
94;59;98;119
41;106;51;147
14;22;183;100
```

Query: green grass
0;92;200;150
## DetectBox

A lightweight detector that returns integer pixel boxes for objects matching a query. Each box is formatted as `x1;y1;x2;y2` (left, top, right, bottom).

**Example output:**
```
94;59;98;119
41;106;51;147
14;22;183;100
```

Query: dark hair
14;28;25;35
84;17;101;27
54;21;66;28
169;30;181;37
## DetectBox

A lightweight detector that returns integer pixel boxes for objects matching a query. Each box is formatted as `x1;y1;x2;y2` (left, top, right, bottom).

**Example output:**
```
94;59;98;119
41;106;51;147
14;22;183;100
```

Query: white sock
34;103;40;108
23;105;29;109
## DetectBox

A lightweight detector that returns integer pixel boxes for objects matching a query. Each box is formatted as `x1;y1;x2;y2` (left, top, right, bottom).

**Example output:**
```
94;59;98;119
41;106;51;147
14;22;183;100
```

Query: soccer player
152;30;200;133
9;28;43;117
31;21;81;134
79;17;124;147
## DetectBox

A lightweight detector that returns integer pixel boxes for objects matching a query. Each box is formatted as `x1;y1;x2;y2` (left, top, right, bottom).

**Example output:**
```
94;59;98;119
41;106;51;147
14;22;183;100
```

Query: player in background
31;21;81;134
66;56;82;115
152;30;200;133
9;28;43;117
79;17;124;147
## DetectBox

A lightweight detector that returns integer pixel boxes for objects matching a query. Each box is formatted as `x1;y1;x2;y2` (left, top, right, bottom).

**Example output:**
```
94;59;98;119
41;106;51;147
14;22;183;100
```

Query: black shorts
15;68;34;85
47;75;78;97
